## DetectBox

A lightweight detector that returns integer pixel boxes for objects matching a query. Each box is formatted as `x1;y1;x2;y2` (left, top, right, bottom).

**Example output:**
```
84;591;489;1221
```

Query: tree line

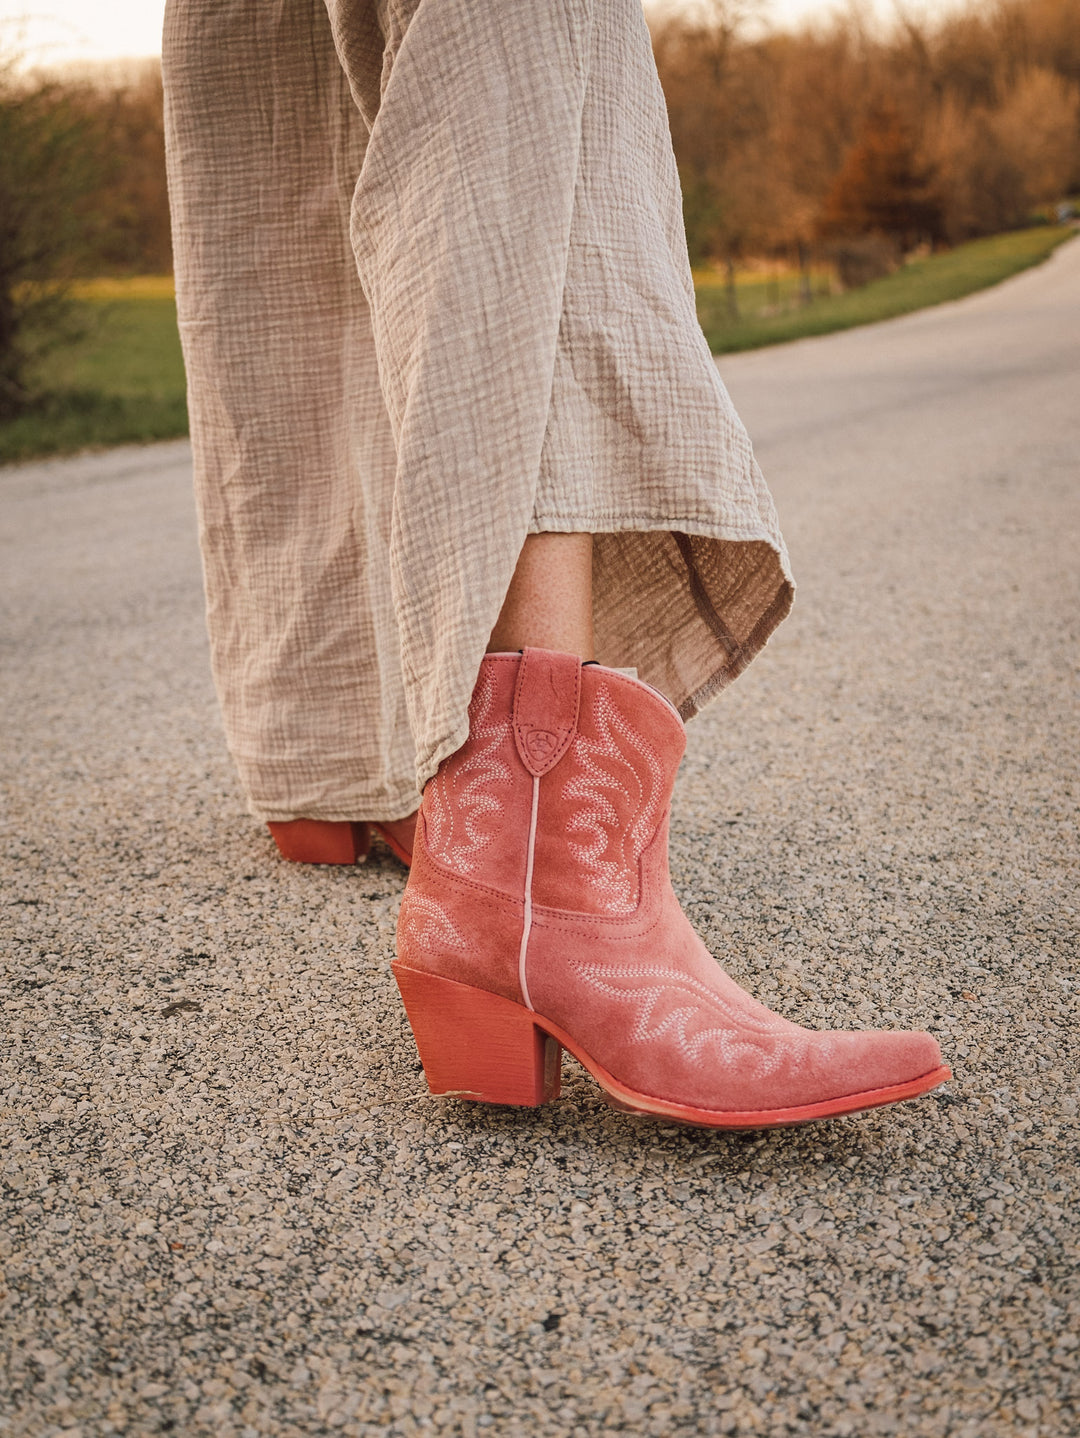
0;58;168;414
2;0;1078;413
652;0;1080;292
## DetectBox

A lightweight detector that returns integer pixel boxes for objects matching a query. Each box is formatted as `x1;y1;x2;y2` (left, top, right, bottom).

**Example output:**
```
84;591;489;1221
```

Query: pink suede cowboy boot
268;814;416;866
393;649;949;1127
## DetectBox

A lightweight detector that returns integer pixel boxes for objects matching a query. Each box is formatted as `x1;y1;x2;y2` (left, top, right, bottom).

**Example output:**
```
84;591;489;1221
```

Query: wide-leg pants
162;0;793;823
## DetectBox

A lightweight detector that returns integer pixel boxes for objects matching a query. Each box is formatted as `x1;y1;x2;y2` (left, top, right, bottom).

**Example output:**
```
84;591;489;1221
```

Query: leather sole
392;961;952;1129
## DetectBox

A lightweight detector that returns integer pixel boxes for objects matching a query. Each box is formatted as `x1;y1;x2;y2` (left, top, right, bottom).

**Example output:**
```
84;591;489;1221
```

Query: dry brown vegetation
651;0;1080;295
74;63;172;277
0;59;168;413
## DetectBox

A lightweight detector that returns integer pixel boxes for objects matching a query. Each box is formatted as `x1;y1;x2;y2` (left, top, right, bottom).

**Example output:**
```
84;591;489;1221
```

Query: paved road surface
3;239;1078;1436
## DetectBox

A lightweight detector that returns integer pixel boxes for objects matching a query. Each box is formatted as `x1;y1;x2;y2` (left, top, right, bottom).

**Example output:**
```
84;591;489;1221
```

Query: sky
0;0;974;68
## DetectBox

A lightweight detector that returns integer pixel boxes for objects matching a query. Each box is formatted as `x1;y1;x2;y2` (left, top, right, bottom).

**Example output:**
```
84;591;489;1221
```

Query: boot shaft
419;648;686;917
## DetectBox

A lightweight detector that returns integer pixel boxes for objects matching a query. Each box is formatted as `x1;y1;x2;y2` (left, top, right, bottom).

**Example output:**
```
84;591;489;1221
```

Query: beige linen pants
162;0;793;823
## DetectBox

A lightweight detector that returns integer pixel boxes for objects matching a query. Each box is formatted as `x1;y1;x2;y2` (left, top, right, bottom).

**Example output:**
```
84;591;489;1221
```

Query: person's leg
325;0;603;789
163;0;418;857
316;0;948;1124
329;0;795;788
487;535;595;660
165;0;947;1122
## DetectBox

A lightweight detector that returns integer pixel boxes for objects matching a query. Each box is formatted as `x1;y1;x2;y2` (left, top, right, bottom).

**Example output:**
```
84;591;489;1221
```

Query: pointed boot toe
817;1027;946;1102
395;649;950;1129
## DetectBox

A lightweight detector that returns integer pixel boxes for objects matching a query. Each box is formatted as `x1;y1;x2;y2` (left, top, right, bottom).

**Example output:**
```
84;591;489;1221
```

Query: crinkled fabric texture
162;0;793;819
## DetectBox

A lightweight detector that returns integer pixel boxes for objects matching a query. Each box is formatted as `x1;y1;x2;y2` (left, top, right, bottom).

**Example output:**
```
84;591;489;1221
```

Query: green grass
0;284;187;464
697;225;1075;354
693;264;837;318
0;223;1074;463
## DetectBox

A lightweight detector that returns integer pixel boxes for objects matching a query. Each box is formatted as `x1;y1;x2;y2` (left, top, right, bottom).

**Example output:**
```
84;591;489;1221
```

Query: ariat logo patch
524;729;558;764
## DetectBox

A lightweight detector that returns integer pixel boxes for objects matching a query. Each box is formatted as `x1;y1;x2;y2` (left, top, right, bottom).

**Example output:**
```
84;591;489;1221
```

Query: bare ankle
487;532;594;658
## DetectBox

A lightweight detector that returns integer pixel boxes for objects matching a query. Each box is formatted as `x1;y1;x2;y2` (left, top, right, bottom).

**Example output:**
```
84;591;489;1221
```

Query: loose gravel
2;240;1079;1436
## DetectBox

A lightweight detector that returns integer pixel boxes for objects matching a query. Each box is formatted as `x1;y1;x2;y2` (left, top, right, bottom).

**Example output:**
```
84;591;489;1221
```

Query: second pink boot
394;649;949;1128
269;814;415;866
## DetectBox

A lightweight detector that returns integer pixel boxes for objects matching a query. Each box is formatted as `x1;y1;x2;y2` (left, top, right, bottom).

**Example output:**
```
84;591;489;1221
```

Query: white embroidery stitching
400;893;468;953
569;959;797;1064
424;669;513;875
562;684;665;914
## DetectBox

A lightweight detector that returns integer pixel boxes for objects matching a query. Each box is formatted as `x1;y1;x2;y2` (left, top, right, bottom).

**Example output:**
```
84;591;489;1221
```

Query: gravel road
3;238;1078;1437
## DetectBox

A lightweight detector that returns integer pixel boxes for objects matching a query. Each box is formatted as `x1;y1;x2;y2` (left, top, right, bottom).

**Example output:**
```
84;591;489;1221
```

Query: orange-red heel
372;819;415;867
268;819;371;865
392;963;562;1107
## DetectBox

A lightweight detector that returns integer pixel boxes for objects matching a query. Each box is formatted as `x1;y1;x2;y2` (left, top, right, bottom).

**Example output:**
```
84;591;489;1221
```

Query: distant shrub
0;65;103;416
826;235;900;290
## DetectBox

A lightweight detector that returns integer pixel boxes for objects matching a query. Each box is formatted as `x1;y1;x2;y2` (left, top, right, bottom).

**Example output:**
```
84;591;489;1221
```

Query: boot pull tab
512;648;581;776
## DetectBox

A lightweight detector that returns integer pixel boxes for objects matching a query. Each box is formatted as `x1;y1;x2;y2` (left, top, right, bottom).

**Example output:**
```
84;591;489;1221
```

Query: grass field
0;225;1074;464
698;224;1074;353
0;283;187;465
